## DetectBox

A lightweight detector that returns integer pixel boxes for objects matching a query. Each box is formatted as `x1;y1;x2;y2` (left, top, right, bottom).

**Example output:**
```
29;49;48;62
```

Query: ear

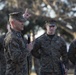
11;20;14;25
10;20;15;27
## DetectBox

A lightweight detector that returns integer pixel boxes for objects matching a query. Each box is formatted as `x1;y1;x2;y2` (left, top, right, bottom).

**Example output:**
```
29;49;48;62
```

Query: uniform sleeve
60;39;69;69
68;41;76;65
27;54;32;69
8;38;23;63
31;38;41;59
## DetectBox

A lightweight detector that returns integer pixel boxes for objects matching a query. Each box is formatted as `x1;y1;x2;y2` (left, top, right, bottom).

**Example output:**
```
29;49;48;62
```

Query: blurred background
0;0;76;75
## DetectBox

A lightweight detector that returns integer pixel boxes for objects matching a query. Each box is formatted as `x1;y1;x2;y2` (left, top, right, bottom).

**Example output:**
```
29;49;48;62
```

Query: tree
0;0;76;42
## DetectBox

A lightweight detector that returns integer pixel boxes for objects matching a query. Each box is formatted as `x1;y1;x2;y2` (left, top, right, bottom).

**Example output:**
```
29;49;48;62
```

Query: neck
11;26;20;32
47;32;55;35
47;34;55;35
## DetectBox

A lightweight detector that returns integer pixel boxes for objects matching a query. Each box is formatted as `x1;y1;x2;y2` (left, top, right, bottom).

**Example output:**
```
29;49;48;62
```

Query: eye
49;26;55;27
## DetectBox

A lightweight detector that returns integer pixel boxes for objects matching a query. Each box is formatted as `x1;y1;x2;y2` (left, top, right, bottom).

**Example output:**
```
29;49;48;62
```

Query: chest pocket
52;40;62;50
41;40;52;55
19;38;26;49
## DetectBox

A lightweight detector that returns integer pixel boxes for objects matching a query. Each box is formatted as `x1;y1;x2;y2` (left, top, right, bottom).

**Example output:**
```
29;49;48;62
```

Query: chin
21;27;24;30
21;29;23;31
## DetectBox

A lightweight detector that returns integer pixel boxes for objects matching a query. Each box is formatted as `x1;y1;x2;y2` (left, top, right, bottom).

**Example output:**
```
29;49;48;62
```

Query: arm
31;39;41;59
68;41;76;65
60;40;69;70
7;38;24;63
60;40;69;75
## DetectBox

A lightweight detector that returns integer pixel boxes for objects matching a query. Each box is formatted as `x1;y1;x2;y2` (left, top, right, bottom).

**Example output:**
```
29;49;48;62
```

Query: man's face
46;23;56;35
12;19;24;31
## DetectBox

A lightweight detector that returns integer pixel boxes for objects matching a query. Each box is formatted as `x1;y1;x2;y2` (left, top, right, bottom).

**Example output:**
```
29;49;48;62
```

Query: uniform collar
44;33;57;41
10;28;22;37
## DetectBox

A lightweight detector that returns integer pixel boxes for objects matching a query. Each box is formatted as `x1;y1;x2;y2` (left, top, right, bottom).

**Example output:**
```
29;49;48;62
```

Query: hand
65;69;68;75
62;64;68;75
23;8;31;19
27;42;33;51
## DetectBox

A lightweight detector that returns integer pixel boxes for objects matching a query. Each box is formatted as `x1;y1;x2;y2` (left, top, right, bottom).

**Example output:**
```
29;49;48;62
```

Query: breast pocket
53;41;62;50
19;39;26;49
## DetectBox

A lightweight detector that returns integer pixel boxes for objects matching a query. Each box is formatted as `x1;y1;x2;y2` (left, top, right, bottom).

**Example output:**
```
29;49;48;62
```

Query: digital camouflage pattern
4;29;29;75
34;57;40;75
68;39;76;75
24;36;32;75
31;33;69;75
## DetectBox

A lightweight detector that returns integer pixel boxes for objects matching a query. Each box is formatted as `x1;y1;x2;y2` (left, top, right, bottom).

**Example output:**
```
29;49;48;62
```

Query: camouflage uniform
34;57;40;75
27;54;32;75
68;39;76;75
31;33;69;75
33;49;40;75
24;36;32;75
0;34;6;75
4;29;29;75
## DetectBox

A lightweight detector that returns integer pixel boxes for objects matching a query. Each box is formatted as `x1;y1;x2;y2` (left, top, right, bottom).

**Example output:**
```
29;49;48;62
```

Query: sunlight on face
13;19;24;31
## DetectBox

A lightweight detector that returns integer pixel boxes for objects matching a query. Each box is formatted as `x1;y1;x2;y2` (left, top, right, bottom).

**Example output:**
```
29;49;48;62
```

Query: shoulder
4;31;18;44
56;35;66;44
35;33;45;41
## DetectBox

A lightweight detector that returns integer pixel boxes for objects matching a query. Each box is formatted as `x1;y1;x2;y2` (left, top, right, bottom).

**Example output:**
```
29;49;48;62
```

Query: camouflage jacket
4;29;29;75
31;33;69;72
68;39;76;65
